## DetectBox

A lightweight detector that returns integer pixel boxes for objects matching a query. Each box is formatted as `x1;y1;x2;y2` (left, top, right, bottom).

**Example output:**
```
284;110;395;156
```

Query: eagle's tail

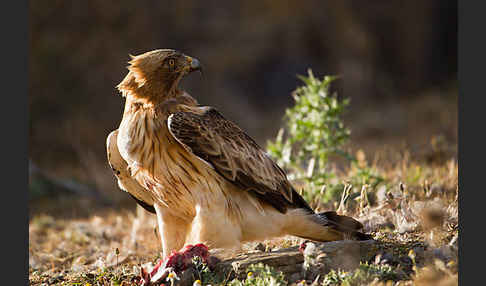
286;209;371;242
314;211;372;241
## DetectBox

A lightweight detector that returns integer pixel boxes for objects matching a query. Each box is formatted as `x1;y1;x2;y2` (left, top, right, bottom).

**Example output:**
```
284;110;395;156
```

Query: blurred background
29;0;457;217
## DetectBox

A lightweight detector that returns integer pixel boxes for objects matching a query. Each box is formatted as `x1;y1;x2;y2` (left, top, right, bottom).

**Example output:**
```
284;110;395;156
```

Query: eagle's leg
185;204;242;250
153;203;191;258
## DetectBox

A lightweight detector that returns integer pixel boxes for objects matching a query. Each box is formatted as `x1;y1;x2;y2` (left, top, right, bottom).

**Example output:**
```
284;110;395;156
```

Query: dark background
29;0;457;208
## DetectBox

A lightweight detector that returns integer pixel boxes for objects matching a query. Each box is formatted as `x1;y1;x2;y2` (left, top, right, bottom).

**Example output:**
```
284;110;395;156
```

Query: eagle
106;49;369;258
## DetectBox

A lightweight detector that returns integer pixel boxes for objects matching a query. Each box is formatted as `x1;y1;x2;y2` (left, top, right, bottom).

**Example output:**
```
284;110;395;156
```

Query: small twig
222;268;236;285
306;157;316;178
399;181;405;193
320;185;327;196
359;184;370;215
423;180;431;198
337;183;352;214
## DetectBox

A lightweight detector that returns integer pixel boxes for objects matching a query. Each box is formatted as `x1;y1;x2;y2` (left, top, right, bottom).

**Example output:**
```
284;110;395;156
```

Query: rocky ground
29;149;458;285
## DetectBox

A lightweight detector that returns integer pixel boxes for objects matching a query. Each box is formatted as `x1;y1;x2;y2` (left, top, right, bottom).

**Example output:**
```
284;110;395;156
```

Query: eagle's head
117;49;201;100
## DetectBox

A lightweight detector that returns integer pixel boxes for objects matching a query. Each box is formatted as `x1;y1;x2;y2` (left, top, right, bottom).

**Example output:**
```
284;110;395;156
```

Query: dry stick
337;183;352;215
313;185;327;212
359;184;370;216
423;179;431;198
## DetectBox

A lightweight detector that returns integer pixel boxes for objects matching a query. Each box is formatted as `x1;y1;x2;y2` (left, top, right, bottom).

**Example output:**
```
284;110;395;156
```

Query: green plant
228;263;287;286
267;69;383;204
192;256;225;285
322;262;406;286
267;70;349;173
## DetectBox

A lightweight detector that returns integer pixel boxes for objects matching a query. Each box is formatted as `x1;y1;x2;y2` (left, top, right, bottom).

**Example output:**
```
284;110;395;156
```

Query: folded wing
106;130;156;213
168;107;312;213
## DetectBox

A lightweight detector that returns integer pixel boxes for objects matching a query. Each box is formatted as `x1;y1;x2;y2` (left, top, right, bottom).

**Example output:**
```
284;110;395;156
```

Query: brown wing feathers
168;108;313;213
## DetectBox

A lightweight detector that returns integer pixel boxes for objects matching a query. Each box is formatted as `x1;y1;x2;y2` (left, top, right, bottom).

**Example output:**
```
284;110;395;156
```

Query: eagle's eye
168;59;175;68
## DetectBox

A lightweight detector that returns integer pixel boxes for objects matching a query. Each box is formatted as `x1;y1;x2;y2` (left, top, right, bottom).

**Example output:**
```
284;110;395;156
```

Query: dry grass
29;141;458;285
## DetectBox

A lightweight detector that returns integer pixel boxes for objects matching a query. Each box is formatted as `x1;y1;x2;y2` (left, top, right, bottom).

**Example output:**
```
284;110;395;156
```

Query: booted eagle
107;49;368;257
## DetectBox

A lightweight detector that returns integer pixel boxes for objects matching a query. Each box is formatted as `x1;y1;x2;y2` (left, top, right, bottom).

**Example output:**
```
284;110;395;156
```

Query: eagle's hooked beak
186;56;203;76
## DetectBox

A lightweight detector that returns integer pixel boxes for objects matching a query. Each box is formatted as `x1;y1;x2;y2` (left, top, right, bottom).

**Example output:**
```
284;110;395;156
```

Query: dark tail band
315;211;372;241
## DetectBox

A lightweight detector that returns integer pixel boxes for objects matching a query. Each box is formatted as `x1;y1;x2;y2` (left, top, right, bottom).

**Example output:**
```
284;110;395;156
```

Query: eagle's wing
106;130;156;213
168;107;312;213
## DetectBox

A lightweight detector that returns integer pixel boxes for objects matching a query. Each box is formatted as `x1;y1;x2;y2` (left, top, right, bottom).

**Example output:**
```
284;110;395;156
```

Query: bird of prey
107;49;369;258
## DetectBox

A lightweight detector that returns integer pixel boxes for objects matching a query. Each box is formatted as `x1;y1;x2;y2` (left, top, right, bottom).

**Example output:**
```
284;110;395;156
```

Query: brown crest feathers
116;49;179;101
